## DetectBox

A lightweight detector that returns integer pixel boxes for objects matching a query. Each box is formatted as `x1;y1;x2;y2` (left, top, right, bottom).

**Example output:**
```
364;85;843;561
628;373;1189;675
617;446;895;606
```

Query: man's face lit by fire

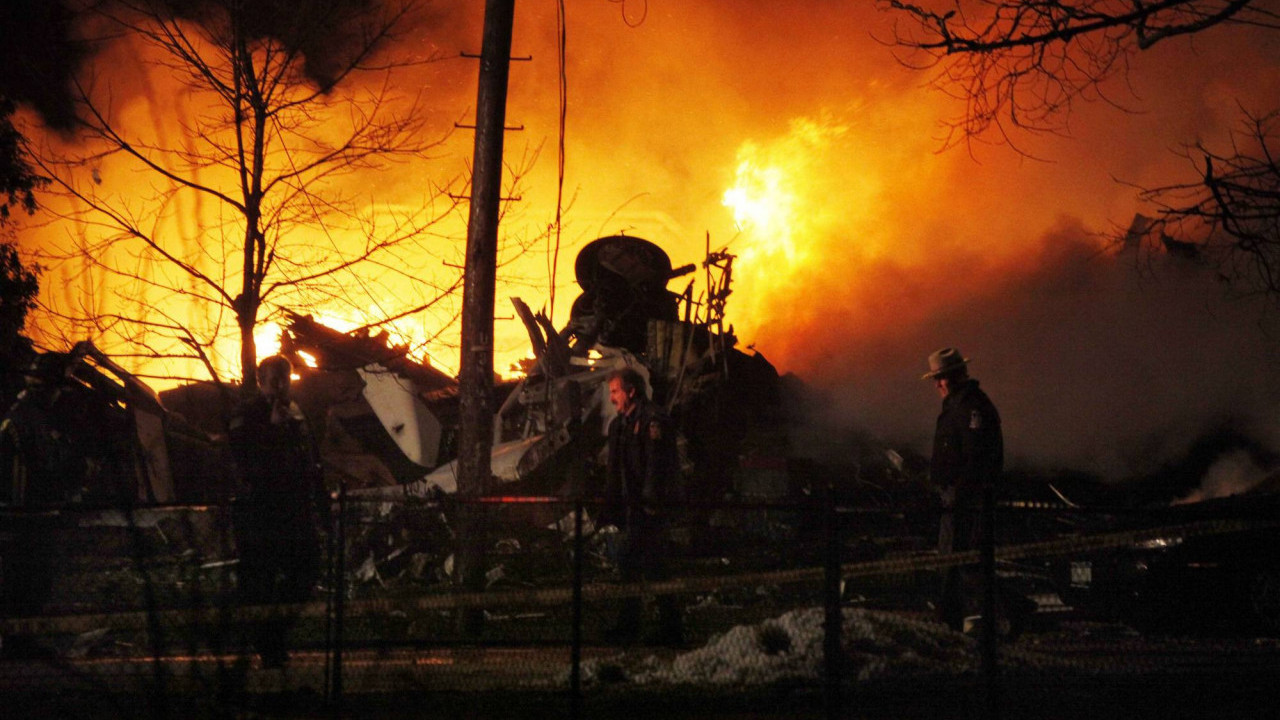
934;370;966;400
259;364;292;404
609;376;637;417
935;375;952;399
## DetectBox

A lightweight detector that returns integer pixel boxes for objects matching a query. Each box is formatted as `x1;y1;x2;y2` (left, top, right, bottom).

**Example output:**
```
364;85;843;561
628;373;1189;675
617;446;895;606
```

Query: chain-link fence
4;487;1280;719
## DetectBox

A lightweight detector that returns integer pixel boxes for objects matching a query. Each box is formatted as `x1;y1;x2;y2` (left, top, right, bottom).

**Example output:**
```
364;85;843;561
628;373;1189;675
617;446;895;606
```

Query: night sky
7;1;1280;488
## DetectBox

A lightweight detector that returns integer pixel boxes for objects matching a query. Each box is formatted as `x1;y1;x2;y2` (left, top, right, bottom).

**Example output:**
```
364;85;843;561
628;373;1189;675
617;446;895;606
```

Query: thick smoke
779;221;1280;483
13;1;1280;491
0;0;469;129
0;0;86;130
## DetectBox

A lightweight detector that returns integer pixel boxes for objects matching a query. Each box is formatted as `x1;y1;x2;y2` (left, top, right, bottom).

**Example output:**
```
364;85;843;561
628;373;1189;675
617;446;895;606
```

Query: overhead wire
549;0;568;322
608;0;648;28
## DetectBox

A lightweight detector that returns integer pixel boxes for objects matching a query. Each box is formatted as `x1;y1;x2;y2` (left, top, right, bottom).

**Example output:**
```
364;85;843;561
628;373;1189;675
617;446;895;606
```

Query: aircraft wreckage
0;237;931;604
287;234;791;509
1;236;792;516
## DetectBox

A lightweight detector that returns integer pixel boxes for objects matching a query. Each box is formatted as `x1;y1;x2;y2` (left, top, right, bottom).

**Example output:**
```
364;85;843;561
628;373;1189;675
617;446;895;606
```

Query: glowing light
253;322;283;361
502;352;536;381
724;160;796;264
721;115;851;274
204;305;453;384
717;114;880;342
723;159;794;242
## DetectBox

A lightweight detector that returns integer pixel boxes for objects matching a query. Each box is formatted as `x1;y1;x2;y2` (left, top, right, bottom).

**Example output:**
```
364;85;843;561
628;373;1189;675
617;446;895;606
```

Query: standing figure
228;355;326;668
602;367;684;646
923;347;1004;632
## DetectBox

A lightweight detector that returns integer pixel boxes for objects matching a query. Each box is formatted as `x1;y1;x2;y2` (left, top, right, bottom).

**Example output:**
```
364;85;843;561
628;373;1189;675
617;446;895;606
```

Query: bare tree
1128;108;1280;290
880;0;1279;149
881;1;1280;303
30;0;464;392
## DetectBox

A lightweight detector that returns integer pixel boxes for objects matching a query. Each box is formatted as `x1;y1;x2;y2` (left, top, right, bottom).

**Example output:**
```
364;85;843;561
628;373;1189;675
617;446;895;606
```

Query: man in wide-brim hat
922;347;971;383
923;347;1005;632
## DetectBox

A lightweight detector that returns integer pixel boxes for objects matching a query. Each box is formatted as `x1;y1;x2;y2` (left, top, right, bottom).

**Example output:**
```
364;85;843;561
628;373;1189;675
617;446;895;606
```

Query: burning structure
1;341;225;508
338;234;789;510
2;228;927;616
1;235;791;516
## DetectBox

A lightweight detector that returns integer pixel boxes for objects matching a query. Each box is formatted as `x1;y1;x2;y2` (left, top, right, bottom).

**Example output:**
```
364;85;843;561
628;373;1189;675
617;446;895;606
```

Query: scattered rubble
578;607;1071;688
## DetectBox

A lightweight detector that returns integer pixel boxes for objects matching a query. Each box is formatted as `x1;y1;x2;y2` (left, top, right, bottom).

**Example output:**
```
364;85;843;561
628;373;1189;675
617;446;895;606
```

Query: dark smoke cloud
153;0;428;90
1;0;466;129
804;219;1280;483
0;0;88;130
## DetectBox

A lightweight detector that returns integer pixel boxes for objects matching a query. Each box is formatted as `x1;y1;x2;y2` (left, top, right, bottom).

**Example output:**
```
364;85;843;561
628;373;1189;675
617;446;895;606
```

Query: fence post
328;481;347;709
823;483;842;719
570;498;584;720
980;484;998;719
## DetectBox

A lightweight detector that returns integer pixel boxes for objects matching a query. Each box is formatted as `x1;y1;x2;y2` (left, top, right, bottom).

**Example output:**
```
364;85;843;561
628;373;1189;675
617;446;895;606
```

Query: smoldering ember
3;2;1280;719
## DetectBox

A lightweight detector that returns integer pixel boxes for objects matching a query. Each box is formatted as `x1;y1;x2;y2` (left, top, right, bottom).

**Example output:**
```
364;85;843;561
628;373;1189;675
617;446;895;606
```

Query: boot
604;597;642;645
645;596;684;647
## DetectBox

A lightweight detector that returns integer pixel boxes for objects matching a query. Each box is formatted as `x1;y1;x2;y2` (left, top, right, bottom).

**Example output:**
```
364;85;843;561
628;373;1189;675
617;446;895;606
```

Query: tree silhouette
0;92;44;403
882;0;1280;299
881;0;1275;148
0;240;39;405
1131;108;1280;295
0;96;47;223
31;0;464;392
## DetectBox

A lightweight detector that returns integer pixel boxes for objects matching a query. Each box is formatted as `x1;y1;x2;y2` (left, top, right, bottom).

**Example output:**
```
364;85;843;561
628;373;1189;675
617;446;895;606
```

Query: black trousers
615;510;681;636
938;491;1032;631
234;498;320;662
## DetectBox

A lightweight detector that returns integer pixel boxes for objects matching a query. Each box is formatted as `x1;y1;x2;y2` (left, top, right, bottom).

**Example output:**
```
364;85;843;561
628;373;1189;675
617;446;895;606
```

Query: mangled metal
1;341;226;507
0;236;800;609
279;311;460;491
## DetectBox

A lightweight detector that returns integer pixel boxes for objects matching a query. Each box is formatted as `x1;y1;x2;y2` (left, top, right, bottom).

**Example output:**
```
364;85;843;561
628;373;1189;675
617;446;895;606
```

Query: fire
717;115;886;343
723;154;800;264
722;117;854;274
252;324;284;365
238;308;448;381
13;0;1258;410
6;0;1275;485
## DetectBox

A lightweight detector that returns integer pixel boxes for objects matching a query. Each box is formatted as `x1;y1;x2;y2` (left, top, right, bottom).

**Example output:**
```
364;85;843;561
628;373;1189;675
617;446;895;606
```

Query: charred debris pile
275;235;932;592
1;237;932;599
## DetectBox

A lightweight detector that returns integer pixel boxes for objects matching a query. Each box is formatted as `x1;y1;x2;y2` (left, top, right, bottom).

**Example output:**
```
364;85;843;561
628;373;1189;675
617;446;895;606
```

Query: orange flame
11;0;1278;417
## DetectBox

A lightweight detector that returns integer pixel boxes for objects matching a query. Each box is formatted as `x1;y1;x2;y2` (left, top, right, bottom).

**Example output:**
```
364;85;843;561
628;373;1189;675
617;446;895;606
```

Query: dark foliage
0;240;40;402
0;97;48;223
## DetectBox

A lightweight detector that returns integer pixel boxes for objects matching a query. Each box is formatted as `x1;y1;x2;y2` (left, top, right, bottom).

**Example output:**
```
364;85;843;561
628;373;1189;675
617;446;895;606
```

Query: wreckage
277;235;796;590
325;234;789;510
1;235;789;512
1;236;929;561
0;341;225;507
0;235;919;610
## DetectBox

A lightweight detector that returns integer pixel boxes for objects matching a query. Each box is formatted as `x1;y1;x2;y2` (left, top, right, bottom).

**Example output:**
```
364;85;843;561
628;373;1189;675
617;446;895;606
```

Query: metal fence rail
3;490;1280;719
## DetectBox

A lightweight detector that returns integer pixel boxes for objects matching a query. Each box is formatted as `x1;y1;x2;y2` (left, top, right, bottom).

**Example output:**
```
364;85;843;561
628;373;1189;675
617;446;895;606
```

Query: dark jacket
930;379;1003;497
228;395;325;510
604;397;679;524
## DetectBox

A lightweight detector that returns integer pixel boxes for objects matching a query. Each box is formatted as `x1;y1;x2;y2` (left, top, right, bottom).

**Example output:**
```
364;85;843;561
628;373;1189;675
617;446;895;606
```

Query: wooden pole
458;0;515;495
456;0;516;633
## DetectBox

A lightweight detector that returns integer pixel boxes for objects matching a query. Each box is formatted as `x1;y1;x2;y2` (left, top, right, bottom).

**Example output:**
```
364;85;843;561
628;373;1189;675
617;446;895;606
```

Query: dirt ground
4;626;1280;720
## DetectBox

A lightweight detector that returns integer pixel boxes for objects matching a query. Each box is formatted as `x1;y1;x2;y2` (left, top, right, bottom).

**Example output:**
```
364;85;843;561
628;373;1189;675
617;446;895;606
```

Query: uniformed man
228;355;326;668
602;367;683;646
923;347;1003;632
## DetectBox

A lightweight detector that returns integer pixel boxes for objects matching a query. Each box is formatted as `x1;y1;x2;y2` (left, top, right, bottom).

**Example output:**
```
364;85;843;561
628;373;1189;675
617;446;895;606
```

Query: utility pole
456;0;516;631
459;0;515;497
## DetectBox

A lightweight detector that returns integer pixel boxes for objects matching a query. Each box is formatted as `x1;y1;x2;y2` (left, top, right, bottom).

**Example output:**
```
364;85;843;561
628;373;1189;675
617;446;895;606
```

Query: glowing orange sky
15;1;1280;479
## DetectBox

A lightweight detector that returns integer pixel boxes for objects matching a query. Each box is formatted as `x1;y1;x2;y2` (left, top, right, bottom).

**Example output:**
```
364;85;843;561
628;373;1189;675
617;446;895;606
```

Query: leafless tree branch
880;0;1274;148
32;0;471;389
